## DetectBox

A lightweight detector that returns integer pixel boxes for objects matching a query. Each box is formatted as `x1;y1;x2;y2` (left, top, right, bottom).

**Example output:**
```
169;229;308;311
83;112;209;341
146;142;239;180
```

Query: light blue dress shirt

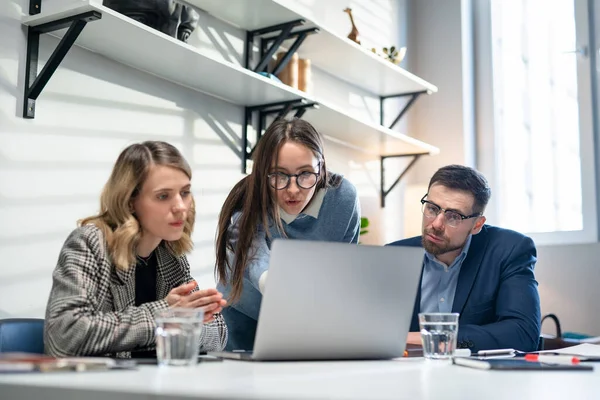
420;235;472;313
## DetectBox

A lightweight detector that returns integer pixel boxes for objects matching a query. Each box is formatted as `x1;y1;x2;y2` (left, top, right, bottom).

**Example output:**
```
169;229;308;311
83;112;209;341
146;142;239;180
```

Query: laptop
210;240;424;361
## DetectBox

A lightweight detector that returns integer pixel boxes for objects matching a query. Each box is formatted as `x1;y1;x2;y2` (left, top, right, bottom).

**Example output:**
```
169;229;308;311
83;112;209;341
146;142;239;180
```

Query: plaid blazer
44;224;227;357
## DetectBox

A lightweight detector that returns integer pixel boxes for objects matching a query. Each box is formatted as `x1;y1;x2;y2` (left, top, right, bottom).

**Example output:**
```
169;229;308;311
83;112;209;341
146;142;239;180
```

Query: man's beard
422;228;466;256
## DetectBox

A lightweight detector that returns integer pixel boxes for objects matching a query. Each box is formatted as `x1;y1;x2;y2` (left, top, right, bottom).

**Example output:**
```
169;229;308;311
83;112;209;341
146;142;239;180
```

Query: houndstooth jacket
44;224;228;358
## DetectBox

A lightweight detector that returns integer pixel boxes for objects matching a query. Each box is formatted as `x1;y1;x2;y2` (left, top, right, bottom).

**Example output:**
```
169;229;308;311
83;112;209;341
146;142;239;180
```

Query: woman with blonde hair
45;141;227;358
215;118;361;351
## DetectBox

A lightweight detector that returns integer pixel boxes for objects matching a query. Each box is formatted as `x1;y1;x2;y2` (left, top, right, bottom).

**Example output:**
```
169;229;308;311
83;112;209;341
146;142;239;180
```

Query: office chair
0;318;45;354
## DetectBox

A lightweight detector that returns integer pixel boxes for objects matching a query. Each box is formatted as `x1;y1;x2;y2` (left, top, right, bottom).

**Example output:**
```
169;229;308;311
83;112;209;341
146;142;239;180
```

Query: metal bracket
380;153;427;208
379;90;430;130
23;10;101;118
378;90;433;206
241;99;319;173
244;20;319;75
261;27;319;75
30;0;42;15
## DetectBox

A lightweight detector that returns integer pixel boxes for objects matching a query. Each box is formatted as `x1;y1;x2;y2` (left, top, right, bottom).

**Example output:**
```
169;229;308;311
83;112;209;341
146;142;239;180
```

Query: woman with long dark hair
215;118;361;351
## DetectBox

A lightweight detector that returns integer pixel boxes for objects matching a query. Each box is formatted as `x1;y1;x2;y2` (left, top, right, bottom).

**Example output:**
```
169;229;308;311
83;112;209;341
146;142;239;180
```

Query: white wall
0;0;415;317
536;244;600;336
396;0;477;231
405;0;475;181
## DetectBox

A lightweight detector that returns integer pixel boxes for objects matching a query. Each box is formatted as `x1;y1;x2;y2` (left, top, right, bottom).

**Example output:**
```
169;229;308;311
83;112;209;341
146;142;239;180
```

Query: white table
0;359;596;400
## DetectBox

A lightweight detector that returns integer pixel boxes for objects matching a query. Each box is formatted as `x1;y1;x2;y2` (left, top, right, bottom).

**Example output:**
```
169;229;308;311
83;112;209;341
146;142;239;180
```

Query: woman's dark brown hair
215;118;341;303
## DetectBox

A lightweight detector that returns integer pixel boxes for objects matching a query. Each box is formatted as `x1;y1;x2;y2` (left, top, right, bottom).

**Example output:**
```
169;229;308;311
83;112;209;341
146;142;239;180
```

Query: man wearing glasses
389;165;541;352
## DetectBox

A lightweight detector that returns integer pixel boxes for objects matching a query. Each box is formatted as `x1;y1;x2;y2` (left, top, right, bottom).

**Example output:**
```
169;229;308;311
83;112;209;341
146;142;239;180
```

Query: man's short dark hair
428;165;491;214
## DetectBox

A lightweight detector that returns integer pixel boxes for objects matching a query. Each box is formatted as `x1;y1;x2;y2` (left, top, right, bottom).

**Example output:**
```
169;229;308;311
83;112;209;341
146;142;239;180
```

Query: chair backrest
0;318;45;354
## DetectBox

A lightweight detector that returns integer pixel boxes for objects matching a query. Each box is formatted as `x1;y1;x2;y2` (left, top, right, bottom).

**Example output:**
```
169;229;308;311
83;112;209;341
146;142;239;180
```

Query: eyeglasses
420;194;481;228
267;169;320;190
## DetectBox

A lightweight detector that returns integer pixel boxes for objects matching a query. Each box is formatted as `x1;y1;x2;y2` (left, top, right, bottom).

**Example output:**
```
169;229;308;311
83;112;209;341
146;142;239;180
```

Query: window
478;0;597;244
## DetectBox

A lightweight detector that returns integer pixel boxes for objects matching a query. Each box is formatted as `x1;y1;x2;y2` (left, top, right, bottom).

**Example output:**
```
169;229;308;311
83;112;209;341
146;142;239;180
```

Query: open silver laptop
210;240;423;361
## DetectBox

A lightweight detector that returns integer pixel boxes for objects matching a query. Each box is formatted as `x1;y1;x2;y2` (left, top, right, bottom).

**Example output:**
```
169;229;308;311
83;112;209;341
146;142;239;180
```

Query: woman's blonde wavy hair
80;141;195;270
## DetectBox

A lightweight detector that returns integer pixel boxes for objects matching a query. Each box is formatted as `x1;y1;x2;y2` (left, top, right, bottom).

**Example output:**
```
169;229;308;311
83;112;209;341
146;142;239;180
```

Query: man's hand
406;331;422;345
165;281;227;323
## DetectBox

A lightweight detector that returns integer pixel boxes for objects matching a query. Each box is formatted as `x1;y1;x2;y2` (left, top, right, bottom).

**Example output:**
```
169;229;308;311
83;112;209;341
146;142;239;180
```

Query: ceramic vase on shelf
103;0;199;43
271;52;312;94
297;58;312;95
272;51;299;89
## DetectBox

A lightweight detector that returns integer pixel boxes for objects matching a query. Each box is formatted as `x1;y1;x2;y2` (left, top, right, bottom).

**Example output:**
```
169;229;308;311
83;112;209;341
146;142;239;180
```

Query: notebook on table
0;352;137;373
453;357;594;371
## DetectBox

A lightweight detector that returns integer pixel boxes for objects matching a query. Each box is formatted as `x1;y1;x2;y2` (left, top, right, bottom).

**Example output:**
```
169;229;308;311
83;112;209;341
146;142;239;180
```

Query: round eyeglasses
420;194;481;228
267;171;320;190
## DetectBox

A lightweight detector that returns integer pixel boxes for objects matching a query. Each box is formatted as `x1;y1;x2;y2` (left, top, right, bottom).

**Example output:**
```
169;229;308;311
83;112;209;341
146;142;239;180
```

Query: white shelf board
185;0;438;96
22;1;306;106
22;1;438;157
304;100;438;156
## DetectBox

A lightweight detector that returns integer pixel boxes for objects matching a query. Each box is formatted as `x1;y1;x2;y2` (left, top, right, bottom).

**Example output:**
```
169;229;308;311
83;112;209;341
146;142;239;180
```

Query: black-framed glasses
267;169;320;190
420;194;481;228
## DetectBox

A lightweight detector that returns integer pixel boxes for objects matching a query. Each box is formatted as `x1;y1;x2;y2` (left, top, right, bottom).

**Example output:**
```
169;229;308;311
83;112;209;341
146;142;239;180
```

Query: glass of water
155;308;204;367
418;312;459;360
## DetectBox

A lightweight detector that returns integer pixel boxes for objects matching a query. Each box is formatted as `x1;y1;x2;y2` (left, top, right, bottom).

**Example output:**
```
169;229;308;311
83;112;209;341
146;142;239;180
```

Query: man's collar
280;188;326;224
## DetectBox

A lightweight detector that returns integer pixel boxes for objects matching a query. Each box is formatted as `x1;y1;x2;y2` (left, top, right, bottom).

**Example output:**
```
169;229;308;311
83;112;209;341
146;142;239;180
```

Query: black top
134;251;158;307
133;251;158;359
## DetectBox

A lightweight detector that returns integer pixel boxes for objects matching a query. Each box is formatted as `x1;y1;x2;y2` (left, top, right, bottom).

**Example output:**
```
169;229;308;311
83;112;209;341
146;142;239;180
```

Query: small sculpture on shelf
103;0;199;43
177;6;199;42
343;7;360;44
371;45;407;65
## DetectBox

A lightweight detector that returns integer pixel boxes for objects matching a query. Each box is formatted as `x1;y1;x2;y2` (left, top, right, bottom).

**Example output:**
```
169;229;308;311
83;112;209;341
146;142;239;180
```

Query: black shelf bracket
30;0;42;15
244;20;319;75
380;152;428;208
378;90;434;206
241;99;319;173
379;90;431;130
23;10;101;118
261;27;319;75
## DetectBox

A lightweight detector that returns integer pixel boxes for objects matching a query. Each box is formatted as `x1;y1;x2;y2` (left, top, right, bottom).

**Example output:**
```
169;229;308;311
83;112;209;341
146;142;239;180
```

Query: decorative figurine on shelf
103;0;199;43
371;45;407;65
343;7;360;44
178;6;199;42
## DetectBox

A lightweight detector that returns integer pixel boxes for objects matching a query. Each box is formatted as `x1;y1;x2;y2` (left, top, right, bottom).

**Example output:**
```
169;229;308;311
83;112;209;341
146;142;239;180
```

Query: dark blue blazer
388;225;541;352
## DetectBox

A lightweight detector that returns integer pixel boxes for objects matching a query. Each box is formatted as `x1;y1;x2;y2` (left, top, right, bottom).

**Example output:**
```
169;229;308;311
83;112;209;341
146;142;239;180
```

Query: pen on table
476;348;516;356
524;354;581;365
454;349;471;357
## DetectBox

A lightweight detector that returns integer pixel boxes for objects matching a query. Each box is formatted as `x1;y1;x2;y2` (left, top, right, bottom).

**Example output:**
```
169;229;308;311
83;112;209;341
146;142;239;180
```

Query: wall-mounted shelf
22;2;306;107
22;0;439;207
184;0;438;96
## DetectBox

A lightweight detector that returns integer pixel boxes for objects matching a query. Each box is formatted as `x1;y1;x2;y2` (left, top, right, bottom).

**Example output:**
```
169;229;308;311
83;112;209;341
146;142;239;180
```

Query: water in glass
155;309;203;366
420;321;458;359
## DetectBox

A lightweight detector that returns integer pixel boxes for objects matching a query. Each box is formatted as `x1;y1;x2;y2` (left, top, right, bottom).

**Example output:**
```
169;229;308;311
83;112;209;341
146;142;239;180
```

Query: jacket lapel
111;260;136;310
451;227;489;314
110;245;180;309
155;245;180;299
